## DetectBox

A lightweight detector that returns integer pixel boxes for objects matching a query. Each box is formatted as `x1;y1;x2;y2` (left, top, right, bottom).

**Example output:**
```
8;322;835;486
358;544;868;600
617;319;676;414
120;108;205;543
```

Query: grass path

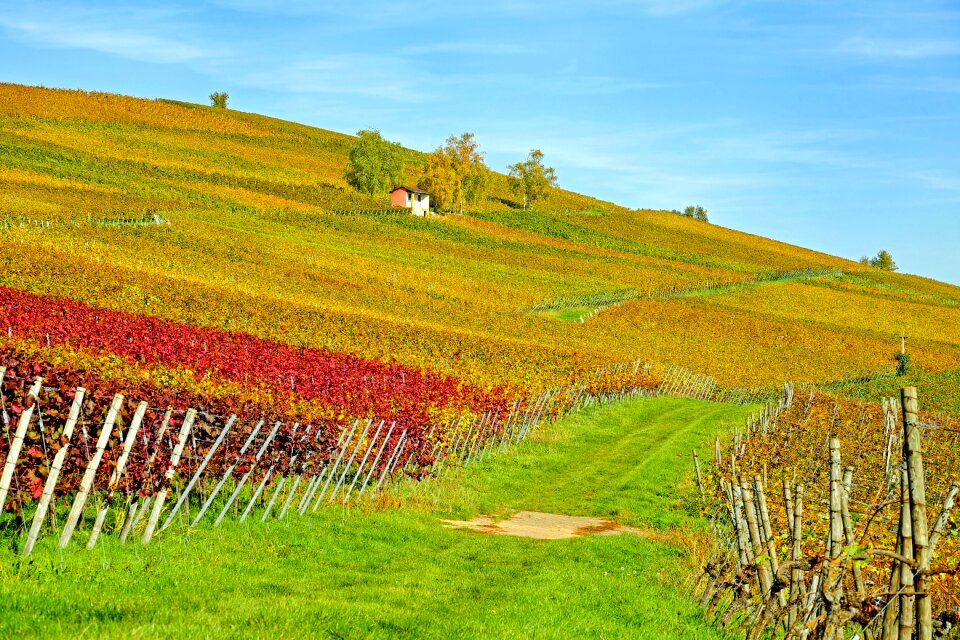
0;397;750;639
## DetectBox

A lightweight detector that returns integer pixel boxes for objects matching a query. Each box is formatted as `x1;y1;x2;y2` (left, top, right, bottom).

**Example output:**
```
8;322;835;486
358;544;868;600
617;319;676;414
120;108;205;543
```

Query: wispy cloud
0;5;217;64
908;171;960;191
473;119;770;210
547;75;667;96
400;41;530;56
698;129;882;170
838;35;960;59
238;54;436;103
215;0;723;20
614;0;724;16
211;0;550;24
863;74;960;93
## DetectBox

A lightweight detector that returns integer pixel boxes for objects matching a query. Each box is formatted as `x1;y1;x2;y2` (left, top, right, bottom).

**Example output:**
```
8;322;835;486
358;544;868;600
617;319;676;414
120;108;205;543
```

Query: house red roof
390;186;430;195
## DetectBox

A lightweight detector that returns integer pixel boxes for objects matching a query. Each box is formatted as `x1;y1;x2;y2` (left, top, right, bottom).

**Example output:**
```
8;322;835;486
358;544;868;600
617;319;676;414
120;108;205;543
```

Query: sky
1;1;958;284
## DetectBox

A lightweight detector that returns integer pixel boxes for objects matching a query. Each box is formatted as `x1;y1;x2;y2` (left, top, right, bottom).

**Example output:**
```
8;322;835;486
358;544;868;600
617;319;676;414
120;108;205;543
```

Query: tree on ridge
862;249;898;271
507;149;557;210
419;133;489;214
345;129;405;197
683;205;709;222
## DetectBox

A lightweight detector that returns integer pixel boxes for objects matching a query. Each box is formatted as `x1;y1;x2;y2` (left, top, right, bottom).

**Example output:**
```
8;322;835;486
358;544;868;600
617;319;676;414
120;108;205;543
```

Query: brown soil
441;510;663;540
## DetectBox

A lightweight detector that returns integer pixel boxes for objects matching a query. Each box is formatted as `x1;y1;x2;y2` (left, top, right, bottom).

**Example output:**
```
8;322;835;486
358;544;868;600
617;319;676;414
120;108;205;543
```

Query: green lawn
0;397;749;639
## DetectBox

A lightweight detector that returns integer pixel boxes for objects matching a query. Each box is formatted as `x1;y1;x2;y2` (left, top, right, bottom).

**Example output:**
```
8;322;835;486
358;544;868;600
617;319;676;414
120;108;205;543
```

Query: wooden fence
0;358;691;557
1;212;168;230
328;208;410;216
694;385;960;639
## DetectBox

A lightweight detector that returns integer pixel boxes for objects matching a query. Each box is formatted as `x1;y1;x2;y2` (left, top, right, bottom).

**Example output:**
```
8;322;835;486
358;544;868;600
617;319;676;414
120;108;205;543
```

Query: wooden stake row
694;386;960;639
1;362;663;557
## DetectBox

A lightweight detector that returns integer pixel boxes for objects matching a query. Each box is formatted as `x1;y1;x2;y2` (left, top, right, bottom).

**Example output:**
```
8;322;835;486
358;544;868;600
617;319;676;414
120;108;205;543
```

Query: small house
390;186;430;216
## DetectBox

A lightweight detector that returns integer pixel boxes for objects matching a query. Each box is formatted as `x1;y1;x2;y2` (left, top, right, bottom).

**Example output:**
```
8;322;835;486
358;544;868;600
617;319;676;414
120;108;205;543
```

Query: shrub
895;351;911;376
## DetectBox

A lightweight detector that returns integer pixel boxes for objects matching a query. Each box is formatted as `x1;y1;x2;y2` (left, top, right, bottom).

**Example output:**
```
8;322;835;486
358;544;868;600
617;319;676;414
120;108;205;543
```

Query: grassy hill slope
2;83;959;410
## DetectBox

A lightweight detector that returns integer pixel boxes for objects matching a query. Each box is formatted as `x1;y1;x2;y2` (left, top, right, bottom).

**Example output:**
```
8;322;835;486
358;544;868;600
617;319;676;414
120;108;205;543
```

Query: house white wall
413;193;429;215
391;188;430;215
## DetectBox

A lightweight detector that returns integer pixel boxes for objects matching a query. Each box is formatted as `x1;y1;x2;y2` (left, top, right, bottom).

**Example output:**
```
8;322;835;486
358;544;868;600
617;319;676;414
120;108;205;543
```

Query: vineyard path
1;396;753;640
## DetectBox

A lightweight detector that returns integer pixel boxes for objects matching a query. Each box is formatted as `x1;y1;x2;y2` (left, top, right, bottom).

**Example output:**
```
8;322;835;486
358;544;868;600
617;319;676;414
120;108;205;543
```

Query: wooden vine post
192;419;264;526
0;377;44;510
297;421;356;515
344;420;385;502
898;463;916;640
119;408;174;543
840;466;866;604
358;422;396;498
145;408;198;542
374;430;407;495
742;485;772;597
86;401;148;548
59;393;125;549
327;419;373;503
303;419;358;513
214;421;281;526
23;387;85;557
823;438;845;637
692;450;705;501
160;416;237;528
788;483;804;629
902;386;932;640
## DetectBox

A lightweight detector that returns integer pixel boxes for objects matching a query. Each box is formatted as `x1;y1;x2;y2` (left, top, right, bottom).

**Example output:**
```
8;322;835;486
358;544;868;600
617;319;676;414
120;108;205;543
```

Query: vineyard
1;82;960;638
695;385;960;638
0;350;664;555
2;83;960;400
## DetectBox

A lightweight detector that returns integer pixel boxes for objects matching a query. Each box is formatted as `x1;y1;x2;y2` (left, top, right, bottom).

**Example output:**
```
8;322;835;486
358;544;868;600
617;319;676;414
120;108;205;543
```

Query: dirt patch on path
441;510;662;540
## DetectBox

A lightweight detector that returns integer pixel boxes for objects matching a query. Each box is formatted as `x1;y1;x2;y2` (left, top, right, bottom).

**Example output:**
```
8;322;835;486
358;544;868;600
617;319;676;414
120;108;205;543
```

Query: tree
209;92;229;108
418;148;457;211
447;133;489;212
868;249;898;271
419;133;488;214
683;205;708;222
417;133;490;213
507;149;557;210
345;129;405;197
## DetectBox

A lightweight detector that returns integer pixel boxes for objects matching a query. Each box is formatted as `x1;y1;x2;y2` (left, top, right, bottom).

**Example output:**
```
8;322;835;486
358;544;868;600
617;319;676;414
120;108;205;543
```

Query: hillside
2;83;960;413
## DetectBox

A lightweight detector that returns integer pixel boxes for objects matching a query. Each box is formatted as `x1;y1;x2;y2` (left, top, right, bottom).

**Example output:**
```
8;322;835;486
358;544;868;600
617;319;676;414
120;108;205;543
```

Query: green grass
535;306;594;321
0;397;749;639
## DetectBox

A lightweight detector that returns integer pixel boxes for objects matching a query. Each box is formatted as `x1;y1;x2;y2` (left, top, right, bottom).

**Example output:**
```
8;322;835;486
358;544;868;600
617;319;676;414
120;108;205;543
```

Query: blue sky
1;1;958;283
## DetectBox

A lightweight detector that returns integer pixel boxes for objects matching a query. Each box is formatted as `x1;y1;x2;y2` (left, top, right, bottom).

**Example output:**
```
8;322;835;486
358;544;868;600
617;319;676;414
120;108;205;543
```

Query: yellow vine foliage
1;83;959;405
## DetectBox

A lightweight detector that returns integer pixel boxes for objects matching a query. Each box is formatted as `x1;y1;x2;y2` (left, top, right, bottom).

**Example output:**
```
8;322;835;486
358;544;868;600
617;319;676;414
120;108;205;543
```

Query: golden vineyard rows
1;83;959;409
